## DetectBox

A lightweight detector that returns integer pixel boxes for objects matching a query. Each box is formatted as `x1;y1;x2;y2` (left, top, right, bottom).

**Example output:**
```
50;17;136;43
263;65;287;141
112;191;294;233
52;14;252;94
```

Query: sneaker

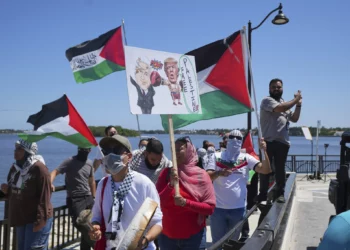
178;102;182;105
277;195;285;203
173;102;177;105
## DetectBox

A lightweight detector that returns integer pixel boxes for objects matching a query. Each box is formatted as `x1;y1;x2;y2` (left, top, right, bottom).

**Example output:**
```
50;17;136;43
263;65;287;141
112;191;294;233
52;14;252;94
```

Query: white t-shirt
206;152;259;209
91;172;162;250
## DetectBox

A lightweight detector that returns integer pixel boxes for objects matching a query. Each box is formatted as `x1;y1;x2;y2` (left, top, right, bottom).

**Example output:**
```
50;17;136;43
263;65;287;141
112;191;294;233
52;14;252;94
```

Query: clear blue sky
1;0;349;131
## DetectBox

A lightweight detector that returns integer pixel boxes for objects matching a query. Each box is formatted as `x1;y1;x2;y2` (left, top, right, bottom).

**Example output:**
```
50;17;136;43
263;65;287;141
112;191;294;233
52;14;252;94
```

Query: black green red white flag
161;30;252;131
65;26;125;83
19;95;98;148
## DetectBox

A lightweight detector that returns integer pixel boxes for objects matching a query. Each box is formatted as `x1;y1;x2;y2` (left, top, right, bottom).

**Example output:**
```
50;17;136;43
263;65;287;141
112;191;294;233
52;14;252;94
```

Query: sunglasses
228;135;242;140
108;131;117;136
101;146;129;156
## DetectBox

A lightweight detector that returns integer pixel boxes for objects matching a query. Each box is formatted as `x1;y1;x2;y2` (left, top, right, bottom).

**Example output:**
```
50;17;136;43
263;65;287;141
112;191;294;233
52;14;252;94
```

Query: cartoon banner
125;46;202;115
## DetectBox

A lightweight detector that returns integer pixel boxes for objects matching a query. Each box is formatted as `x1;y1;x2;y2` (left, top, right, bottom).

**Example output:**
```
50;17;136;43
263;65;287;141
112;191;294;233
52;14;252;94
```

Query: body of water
0;134;343;215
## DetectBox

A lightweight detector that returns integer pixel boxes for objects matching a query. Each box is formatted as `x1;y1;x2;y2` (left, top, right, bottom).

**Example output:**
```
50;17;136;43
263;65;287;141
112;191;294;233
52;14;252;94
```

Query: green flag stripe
18;132;95;148
73;60;125;83
161;90;251;132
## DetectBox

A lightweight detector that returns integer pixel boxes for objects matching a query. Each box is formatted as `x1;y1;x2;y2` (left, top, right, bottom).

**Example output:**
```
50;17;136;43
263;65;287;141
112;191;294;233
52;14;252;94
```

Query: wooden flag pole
122;19;142;140
167;114;180;196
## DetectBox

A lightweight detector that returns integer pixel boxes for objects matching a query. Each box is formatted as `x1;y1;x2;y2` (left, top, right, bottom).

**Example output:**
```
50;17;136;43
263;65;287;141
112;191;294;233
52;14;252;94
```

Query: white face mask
139;145;146;151
224;138;242;162
102;154;127;175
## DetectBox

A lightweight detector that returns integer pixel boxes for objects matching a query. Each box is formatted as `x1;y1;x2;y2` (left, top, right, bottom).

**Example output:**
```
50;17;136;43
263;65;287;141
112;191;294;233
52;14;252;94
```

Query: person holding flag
204;129;271;244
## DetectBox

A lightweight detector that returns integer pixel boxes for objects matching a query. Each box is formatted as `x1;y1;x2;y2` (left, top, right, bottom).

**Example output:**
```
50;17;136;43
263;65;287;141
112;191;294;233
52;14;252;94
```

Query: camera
328;131;350;215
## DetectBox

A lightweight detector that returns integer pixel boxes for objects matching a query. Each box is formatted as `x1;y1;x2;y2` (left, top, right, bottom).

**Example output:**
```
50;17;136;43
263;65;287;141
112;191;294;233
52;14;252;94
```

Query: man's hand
89;224;102;241
294;90;302;101
1;184;8;194
297;98;302;106
136;235;151;250
51;184;55;192
220;169;233;177
93;159;102;169
258;138;267;151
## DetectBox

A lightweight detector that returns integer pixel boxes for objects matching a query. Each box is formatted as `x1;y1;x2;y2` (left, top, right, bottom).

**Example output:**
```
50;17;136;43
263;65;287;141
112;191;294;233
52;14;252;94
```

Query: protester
259;78;302;203
104;126;118;137
130;138;172;184
138;138;149;151
196;148;207;169
89;135;162;250
93;125;118;172
51;147;96;250
156;136;215;250
205;130;271;243
0;140;53;250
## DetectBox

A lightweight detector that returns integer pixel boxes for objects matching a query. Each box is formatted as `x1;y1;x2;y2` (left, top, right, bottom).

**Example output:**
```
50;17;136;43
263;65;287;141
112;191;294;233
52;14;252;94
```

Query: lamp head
272;3;289;25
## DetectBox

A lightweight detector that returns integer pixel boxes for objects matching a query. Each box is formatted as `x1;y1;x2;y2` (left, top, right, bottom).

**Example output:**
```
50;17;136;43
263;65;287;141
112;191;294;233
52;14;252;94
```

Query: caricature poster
125;46;202;115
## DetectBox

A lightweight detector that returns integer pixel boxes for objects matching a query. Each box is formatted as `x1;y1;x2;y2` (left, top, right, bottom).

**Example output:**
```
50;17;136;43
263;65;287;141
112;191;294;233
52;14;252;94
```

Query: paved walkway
281;175;335;250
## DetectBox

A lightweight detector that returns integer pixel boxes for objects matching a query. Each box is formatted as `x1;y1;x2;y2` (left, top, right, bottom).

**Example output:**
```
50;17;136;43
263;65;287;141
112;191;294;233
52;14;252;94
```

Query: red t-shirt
156;168;215;239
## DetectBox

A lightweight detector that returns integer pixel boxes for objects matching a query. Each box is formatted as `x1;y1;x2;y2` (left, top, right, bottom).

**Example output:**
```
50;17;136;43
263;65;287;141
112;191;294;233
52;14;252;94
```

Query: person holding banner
259;78;302;203
89;135;162;250
156;136;215;250
205;130;271;244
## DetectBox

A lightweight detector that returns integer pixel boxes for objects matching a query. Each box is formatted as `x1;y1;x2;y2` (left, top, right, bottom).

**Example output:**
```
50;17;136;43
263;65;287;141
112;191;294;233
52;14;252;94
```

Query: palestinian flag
65;26;125;83
19;95;98;148
242;131;259;160
161;30;252;131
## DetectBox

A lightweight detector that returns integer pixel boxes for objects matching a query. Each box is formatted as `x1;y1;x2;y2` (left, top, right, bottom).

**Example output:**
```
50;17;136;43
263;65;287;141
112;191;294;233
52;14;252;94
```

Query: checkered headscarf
16;139;38;155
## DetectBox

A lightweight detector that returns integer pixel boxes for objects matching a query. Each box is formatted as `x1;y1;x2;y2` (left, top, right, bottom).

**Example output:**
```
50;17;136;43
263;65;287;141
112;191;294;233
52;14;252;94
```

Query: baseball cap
99;134;132;153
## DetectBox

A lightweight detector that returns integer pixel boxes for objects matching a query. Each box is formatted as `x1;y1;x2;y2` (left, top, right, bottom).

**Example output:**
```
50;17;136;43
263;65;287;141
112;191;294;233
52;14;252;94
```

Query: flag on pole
65;26;125;83
242;131;259;160
19;95;98;148
161;30;252;131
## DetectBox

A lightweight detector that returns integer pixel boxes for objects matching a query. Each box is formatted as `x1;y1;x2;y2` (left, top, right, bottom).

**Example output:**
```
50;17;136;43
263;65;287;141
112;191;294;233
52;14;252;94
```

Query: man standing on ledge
259;78;302;203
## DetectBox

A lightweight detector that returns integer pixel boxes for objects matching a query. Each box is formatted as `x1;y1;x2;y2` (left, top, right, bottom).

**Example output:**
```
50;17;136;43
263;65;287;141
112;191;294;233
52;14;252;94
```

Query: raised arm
273;91;302;113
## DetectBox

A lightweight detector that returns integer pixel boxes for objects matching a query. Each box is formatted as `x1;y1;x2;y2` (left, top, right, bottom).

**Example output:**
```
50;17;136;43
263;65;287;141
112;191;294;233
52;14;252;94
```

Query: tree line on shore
1;126;349;137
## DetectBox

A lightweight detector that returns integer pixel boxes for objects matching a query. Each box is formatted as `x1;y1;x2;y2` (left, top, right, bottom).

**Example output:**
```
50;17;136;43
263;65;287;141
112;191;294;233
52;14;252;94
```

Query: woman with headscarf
0;139;53;250
156;136;216;250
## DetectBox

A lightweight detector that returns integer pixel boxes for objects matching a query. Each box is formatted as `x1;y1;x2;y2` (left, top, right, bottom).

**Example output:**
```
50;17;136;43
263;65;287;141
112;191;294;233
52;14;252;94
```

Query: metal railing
285;155;339;173
0;184;81;250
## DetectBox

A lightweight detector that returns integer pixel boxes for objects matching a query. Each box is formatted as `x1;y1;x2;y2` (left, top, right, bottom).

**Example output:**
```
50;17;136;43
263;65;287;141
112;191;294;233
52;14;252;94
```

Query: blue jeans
199;227;207;250
158;228;204;250
16;217;53;250
210;207;246;244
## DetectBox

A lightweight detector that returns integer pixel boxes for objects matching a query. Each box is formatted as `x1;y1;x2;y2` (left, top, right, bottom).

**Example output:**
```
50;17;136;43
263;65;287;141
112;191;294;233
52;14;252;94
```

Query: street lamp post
247;3;289;131
246;3;289;224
